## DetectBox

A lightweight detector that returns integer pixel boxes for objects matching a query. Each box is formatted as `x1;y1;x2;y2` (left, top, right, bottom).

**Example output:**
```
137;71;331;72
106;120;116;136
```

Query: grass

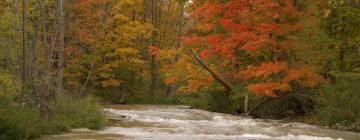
0;95;107;140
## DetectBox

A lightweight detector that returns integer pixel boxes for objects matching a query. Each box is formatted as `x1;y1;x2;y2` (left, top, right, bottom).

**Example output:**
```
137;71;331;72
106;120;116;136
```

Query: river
37;105;360;140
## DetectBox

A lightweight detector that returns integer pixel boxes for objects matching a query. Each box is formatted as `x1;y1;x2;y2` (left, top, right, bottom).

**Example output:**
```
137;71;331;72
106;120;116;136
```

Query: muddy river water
38;105;360;140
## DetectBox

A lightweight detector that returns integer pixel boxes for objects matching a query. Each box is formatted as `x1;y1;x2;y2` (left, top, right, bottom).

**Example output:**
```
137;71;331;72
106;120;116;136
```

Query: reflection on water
37;105;360;140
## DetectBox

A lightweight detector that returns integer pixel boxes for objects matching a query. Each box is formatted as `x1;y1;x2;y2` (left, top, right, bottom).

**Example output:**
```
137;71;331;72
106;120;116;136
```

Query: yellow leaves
161;54;215;93
114;14;131;22
100;79;123;87
324;9;331;18
112;0;143;16
0;70;18;97
129;58;144;65
115;47;138;56
277;83;292;92
157;48;178;59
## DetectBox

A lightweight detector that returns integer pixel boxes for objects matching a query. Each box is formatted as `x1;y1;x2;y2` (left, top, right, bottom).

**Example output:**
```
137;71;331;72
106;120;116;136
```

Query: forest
0;0;360;139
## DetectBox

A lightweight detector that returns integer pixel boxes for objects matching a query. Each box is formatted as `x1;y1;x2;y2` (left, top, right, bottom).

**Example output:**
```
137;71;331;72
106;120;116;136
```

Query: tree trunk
150;0;158;97
21;0;27;102
138;69;143;92
244;94;249;113
129;71;135;91
150;55;157;97
31;17;40;103
56;0;65;95
37;0;50;115
339;46;345;72
79;61;95;96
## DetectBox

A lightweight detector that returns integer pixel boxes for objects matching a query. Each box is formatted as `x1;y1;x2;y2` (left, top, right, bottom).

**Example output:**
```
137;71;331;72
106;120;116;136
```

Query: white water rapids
38;105;360;140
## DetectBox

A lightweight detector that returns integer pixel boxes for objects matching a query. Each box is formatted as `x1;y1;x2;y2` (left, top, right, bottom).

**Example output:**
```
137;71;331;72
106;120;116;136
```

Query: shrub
313;72;360;127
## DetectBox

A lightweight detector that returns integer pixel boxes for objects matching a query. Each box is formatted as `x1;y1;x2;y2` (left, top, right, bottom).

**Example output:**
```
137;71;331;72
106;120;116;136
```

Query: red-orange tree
176;0;324;97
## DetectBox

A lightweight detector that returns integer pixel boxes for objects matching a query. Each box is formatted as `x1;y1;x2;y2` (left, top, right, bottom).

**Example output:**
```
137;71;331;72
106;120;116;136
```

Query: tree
166;0;325;113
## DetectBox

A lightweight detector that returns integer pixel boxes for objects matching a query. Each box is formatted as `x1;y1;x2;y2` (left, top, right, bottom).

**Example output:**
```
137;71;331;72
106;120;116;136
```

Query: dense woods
0;0;360;139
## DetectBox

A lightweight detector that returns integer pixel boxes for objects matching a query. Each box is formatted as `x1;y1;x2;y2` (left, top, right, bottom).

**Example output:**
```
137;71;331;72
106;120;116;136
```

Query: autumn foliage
172;0;324;97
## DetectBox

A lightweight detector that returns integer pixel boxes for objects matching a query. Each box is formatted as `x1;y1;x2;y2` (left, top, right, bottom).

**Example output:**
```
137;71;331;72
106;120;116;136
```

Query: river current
37;105;360;140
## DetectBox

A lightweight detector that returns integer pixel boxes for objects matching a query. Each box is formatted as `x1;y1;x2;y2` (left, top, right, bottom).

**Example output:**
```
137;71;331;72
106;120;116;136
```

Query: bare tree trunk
139;0;148;93
339;46;345;72
150;55;157;97
138;69;143;91
10;0;18;74
79;61;95;96
150;0;158;97
21;0;27;102
129;71;135;90
31;17;40;103
244;94;249;113
36;0;49;115
56;0;65;95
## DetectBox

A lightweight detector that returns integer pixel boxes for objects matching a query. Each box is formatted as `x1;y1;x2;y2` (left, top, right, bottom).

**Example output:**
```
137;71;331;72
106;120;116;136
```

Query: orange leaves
219;19;237;30
199;49;210;59
244;66;324;97
77;29;94;44
203;23;215;32
182;37;194;46
182;35;201;46
247;82;291;98
282;67;325;87
258;23;281;34
148;45;160;56
248;83;277;97
236;62;289;80
184;78;213;93
241;41;258;51
164;76;177;85
193;2;223;21
184;0;323;98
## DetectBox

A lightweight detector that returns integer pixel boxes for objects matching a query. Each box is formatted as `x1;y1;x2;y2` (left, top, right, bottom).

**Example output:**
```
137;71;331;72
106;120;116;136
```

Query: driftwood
245;98;274;116
244;93;314;116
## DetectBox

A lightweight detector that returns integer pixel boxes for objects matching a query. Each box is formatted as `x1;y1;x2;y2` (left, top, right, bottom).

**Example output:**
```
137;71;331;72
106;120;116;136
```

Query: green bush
0;95;106;140
313;73;360;127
